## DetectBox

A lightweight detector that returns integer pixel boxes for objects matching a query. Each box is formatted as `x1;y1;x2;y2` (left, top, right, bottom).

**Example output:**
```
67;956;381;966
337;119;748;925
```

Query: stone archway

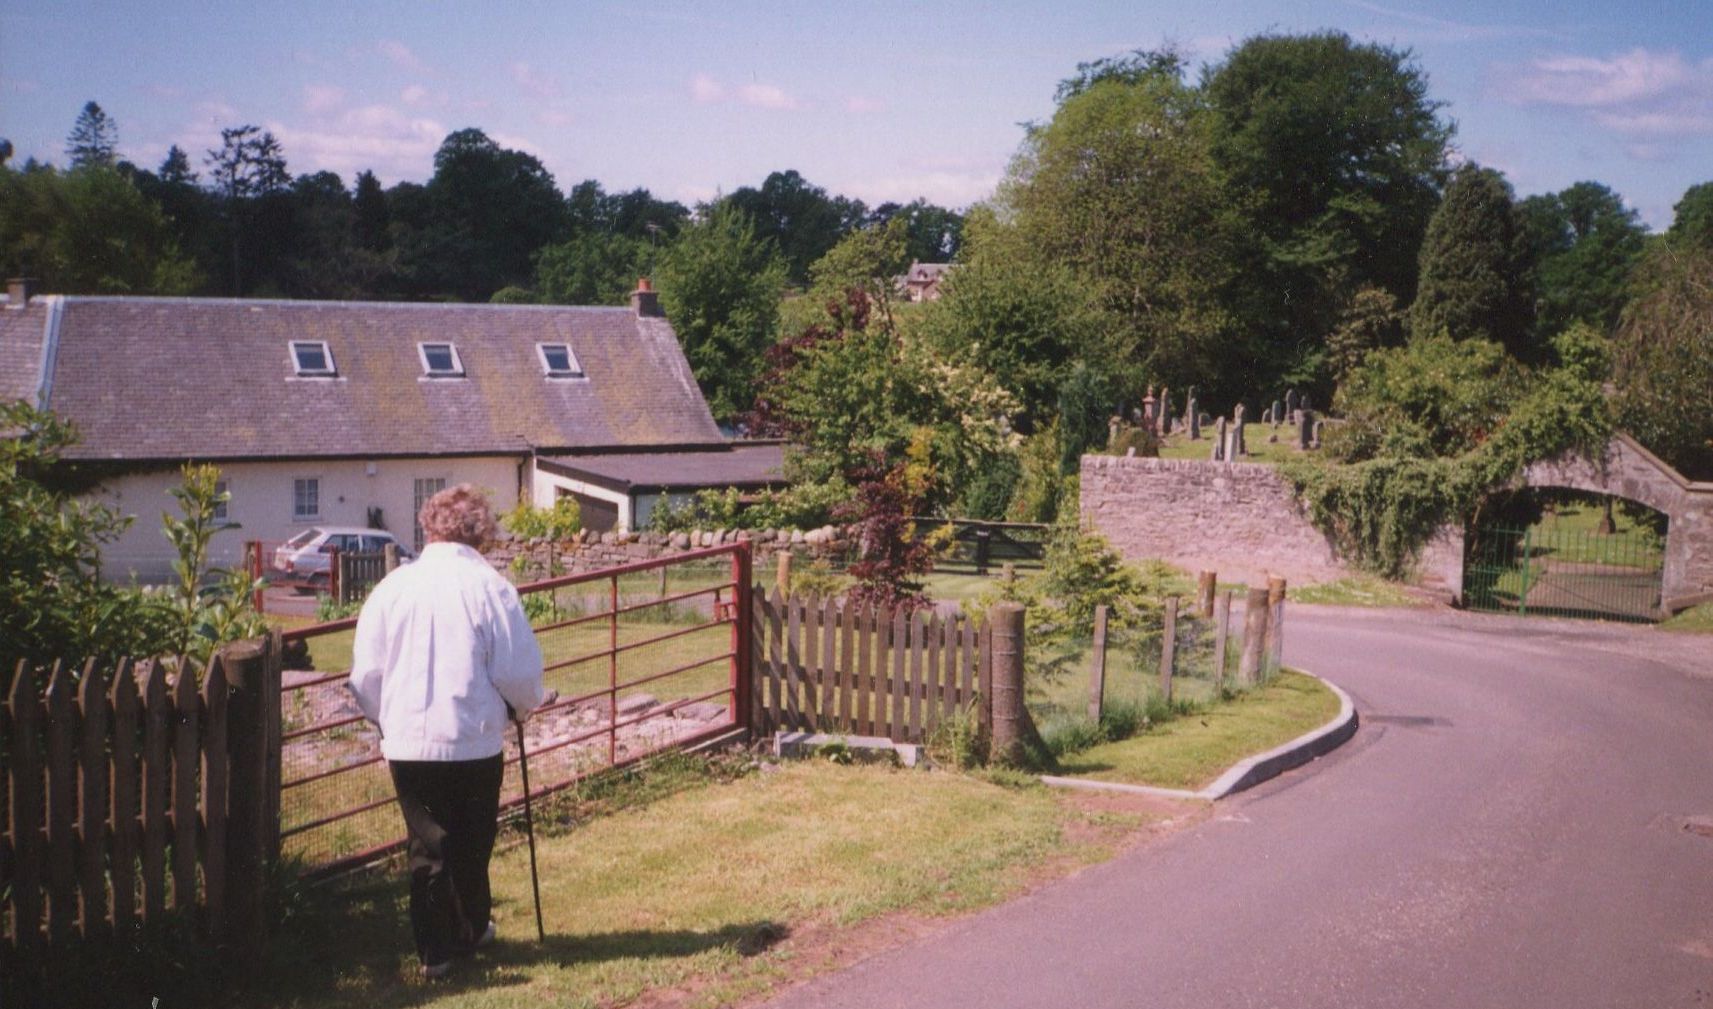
1519;434;1713;614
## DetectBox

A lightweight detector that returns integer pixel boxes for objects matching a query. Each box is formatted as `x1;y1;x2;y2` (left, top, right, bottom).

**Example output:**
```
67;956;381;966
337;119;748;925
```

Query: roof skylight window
290;340;336;377
537;343;584;378
418;342;465;378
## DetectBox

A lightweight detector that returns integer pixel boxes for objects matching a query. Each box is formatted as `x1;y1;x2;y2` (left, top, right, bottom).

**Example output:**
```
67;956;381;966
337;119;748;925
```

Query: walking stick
515;718;546;942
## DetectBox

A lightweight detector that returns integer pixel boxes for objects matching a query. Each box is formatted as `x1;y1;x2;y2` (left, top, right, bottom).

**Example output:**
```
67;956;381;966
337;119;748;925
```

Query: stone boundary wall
1080;455;1464;601
485;525;851;581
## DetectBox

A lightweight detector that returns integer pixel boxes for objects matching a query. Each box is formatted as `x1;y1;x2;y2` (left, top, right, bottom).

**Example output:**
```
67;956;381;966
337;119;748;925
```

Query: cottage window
290;341;336;377
418;342;465;378
537;343;583;378
213;479;230;523
293;478;320;520
412;477;447;551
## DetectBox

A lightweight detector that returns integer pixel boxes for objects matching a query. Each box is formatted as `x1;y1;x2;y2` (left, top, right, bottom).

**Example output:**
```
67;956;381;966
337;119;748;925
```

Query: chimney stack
630;277;662;318
7;277;37;308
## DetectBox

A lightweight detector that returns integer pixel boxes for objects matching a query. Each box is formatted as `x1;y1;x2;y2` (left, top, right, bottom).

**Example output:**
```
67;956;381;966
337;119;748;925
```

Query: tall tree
402;128;568;300
723;170;864;284
1518;181;1646;337
352;169;390;251
1410;164;1535;358
1204;32;1452;388
65;101;119;169
158;145;196;185
205;125;290;294
866;199;964;263
532;231;648;305
1667;181;1713;248
997;59;1234;400
1612;239;1713;479
653;203;789;419
0;163;198;293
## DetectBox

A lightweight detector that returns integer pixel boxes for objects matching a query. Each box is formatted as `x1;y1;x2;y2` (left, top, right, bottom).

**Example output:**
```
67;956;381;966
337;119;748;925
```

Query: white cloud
737;83;801;110
377;40;426;73
846;96;884;113
1507;47;1713;145
511;62;561;100
401;85;429;106
537;109;573;128
263;104;447;183
841;169;1002;209
689;74;802;110
690;73;725;105
303;84;345;114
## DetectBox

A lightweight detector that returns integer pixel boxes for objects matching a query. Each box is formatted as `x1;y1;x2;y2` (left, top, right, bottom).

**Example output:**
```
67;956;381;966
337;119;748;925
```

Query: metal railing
1465;524;1664;623
276;543;752;878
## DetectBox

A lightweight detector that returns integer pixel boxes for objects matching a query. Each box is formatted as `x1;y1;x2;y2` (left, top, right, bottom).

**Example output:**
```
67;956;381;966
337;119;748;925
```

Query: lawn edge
1039;669;1358;802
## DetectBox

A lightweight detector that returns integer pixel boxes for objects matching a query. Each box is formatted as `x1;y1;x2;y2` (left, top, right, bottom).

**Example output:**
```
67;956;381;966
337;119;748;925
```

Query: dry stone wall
1080;455;1464;600
485;525;850;581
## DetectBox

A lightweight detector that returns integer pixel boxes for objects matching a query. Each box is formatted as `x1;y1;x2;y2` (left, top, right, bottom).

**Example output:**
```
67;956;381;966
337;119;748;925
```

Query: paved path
760;608;1713;1009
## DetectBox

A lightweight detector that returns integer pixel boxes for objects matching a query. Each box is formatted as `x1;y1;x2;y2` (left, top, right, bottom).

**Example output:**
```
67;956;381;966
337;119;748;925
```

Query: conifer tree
65;101;118;168
1410;164;1535;358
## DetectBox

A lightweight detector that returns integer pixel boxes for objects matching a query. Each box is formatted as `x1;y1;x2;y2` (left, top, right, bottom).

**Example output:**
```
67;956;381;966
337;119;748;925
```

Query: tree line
0;101;965;304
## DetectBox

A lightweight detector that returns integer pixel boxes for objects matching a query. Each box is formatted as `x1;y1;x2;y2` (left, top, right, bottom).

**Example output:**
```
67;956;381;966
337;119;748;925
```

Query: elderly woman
350;484;546;979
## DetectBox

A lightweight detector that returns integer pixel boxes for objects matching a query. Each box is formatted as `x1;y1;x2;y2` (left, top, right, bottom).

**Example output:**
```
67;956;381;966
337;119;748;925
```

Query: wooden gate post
1087;604;1108;722
220;635;274;954
989;603;1028;765
1238;584;1271;686
1264;576;1287;677
1212;590;1233;691
1196;571;1216;618
1159;597;1178;704
776;550;793;598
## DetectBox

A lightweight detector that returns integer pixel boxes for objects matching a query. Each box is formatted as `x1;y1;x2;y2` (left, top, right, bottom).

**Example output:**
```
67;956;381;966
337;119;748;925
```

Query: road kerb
1039;669;1358;802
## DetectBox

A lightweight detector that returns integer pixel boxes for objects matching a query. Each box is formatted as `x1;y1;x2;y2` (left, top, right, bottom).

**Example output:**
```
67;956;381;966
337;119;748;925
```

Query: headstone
1187;397;1200;439
1226;422;1241;462
1261;406;1273;425
1142;386;1157;430
1232;404;1247;456
1312;419;1325;449
1271;400;1283;426
1212;417;1227;461
1301;394;1312;414
1298;409;1314;451
1108;415;1121;448
1157;387;1171;435
1285;389;1299;418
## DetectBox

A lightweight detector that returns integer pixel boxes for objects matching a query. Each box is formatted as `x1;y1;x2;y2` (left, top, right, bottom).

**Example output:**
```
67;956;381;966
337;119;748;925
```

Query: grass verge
1291;574;1421;608
1661;601;1713;634
223;754;1152;1009
1054;671;1340;791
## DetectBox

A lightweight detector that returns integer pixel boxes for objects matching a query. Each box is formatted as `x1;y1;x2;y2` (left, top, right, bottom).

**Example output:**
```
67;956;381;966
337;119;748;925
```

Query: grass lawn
1151;423;1304;464
1291;574;1421;608
245;757;1153;1009
1661;601;1713;634
1055;671;1341;791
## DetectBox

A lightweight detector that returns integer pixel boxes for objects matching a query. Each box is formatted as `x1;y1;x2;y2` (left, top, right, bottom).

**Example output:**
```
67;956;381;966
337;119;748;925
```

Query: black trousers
388;754;504;964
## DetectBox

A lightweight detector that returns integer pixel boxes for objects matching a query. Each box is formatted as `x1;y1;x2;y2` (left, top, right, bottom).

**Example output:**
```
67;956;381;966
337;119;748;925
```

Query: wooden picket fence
751;587;990;742
2;636;280;960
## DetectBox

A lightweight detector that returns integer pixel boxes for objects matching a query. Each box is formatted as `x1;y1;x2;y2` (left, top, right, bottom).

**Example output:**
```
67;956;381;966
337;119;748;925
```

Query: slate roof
8;296;725;461
0;299;50;407
538;442;787;493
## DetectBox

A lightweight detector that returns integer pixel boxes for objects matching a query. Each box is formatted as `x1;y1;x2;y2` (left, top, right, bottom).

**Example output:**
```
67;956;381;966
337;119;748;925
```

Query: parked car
272;526;413;592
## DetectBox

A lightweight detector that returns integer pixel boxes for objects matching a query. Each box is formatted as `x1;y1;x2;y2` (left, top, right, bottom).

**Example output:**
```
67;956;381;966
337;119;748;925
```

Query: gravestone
1232;404;1247;456
1298;409;1314;450
1312;419;1325;449
1158;386;1172;435
1187;396;1200;439
1262;406;1273;425
1108;415;1121;449
1212;417;1227;461
1142;386;1157;430
1285;389;1299;420
1271;400;1283;426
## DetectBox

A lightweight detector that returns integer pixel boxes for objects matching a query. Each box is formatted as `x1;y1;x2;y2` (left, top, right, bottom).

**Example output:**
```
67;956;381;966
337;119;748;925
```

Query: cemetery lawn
248;757;1163;1009
1152;423;1306;464
1053;672;1341;791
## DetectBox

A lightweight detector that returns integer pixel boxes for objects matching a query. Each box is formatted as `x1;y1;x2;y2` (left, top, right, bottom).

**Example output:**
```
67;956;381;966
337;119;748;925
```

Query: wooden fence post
383;541;398;573
988;603;1027;765
221;636;272;954
1212;591;1233;692
974;529;992;575
1087;604;1108;722
1264;576;1287;678
1197;571;1216;618
776;550;792;598
8;661;44;956
328;546;342;604
1159;596;1178;704
77;661;110;940
1238;585;1271;686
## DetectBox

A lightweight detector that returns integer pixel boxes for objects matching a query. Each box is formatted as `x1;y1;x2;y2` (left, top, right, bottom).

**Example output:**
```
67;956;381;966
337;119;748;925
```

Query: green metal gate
1464;525;1664;623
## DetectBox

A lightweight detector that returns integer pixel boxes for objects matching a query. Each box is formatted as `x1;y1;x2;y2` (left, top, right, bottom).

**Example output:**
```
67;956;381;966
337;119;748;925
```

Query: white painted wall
92;456;523;584
529;464;633;531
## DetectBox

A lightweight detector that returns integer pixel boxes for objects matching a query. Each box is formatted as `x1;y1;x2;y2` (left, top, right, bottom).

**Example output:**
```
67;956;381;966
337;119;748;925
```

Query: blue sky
3;0;1711;228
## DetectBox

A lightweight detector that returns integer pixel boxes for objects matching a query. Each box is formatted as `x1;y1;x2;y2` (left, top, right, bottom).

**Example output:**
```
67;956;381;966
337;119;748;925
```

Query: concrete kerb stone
1038;669;1357;801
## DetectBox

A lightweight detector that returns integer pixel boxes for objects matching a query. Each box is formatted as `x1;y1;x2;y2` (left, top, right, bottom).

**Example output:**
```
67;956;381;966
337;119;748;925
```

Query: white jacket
349;541;545;761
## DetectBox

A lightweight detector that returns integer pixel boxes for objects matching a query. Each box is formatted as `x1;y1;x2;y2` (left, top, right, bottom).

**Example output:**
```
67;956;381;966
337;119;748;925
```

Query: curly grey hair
418;484;499;548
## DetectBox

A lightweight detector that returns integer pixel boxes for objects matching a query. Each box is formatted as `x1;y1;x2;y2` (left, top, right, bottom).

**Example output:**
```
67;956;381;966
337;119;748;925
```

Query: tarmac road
759;607;1713;1009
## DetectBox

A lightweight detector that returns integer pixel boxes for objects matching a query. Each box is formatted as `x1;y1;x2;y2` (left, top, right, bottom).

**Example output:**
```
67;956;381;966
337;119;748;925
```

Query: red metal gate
277;544;752;878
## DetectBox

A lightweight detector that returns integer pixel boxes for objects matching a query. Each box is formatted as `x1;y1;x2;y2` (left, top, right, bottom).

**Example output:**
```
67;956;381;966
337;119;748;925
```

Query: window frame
292;477;321;522
412;476;448;552
289;340;337;377
536;342;584;379
212;478;230;524
417;341;466;379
